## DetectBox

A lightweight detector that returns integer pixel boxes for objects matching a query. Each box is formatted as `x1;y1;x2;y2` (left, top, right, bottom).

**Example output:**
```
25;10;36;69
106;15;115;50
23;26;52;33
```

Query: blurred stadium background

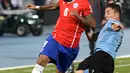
0;0;130;73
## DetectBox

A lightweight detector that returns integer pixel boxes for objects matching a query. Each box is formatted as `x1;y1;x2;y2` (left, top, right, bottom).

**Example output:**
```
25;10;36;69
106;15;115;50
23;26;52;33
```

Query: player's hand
101;20;107;26
70;10;79;16
26;4;36;9
112;24;125;31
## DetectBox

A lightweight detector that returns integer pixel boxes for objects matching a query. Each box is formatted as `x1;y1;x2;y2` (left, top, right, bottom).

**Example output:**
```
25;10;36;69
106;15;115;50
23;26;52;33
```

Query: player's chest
60;2;83;16
60;2;82;12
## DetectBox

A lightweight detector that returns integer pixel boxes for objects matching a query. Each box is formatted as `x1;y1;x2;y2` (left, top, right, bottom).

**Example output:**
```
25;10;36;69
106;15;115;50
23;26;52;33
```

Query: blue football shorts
40;35;79;73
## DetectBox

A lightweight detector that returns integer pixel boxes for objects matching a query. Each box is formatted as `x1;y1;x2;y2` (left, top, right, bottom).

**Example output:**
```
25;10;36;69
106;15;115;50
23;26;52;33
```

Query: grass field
0;57;130;73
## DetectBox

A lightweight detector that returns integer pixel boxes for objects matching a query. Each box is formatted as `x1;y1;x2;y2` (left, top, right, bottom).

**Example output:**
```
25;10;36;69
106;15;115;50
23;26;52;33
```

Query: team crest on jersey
73;3;78;8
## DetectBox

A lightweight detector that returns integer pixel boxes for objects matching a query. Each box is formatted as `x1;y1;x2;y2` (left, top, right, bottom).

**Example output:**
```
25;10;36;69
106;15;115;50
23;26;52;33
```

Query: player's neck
117;18;120;21
64;0;75;3
115;18;120;21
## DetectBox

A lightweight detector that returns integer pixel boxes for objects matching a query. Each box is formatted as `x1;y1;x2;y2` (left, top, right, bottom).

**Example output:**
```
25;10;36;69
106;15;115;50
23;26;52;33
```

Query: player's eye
107;10;111;15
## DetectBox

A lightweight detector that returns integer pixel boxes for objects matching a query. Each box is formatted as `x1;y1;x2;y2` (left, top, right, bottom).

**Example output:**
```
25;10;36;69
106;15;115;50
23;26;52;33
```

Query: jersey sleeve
82;0;92;16
58;0;61;6
108;19;122;31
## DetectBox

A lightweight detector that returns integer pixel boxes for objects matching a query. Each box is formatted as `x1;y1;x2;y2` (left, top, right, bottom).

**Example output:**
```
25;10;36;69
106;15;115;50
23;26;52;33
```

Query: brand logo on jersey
73;3;78;8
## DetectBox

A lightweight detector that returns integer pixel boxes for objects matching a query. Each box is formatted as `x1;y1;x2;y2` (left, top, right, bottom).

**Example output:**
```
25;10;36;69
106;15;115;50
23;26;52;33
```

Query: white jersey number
64;8;69;16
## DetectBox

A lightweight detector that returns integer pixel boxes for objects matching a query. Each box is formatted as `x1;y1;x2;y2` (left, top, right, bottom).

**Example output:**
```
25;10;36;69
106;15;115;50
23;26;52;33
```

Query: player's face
105;7;117;21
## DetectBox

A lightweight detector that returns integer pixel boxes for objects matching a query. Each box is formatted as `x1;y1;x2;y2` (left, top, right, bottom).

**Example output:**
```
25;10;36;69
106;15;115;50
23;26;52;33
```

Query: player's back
95;18;124;59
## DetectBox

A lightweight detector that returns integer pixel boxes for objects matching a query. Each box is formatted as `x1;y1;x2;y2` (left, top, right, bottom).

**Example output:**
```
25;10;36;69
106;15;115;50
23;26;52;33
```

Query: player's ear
115;13;119;18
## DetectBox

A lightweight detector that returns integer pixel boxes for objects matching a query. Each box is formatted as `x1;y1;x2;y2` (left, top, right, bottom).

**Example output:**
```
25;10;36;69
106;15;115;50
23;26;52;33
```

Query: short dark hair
106;3;121;18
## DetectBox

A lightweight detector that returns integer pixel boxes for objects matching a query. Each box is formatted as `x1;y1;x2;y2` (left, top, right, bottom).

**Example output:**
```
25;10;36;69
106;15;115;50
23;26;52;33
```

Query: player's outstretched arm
26;3;59;11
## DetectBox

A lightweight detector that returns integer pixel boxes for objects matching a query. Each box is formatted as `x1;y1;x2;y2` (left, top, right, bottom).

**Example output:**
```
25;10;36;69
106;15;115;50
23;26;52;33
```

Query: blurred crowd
0;0;130;26
0;0;129;13
0;0;58;10
0;0;25;10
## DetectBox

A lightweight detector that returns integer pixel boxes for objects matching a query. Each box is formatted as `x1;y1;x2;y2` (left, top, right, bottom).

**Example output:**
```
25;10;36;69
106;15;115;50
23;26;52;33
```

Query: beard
64;0;73;2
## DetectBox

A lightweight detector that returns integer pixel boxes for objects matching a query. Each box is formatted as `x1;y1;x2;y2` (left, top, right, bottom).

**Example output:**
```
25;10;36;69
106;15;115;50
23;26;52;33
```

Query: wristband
35;6;40;9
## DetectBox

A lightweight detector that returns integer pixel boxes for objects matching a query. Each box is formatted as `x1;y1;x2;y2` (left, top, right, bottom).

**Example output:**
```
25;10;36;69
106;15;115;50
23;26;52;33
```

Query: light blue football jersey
95;18;124;59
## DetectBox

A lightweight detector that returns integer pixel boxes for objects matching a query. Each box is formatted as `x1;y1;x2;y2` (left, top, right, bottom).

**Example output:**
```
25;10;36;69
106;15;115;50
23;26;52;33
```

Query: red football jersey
52;0;92;48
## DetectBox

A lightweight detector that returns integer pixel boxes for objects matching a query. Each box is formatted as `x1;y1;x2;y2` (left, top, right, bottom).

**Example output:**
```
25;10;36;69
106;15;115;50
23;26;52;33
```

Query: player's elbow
90;22;96;30
92;24;96;29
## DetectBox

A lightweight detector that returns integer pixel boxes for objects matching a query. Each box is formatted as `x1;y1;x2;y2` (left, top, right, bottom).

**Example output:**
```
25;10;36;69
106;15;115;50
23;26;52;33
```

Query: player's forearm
85;28;93;41
84;18;96;29
36;4;58;11
75;15;96;29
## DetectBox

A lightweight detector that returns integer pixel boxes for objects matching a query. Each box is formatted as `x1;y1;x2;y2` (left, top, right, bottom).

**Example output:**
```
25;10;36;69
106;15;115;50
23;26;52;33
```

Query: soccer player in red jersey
26;0;96;73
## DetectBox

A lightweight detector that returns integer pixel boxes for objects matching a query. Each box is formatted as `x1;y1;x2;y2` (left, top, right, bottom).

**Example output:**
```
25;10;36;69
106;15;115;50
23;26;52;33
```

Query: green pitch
0;57;130;73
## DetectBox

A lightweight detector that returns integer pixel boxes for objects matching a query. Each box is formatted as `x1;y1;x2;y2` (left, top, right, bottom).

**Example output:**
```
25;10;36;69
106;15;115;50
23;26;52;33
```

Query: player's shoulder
108;18;121;24
58;0;62;5
83;0;89;3
76;0;90;7
76;0;89;3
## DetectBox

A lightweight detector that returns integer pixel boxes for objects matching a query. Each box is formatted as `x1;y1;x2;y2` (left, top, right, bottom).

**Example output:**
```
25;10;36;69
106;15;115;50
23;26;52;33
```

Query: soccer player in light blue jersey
76;3;125;73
